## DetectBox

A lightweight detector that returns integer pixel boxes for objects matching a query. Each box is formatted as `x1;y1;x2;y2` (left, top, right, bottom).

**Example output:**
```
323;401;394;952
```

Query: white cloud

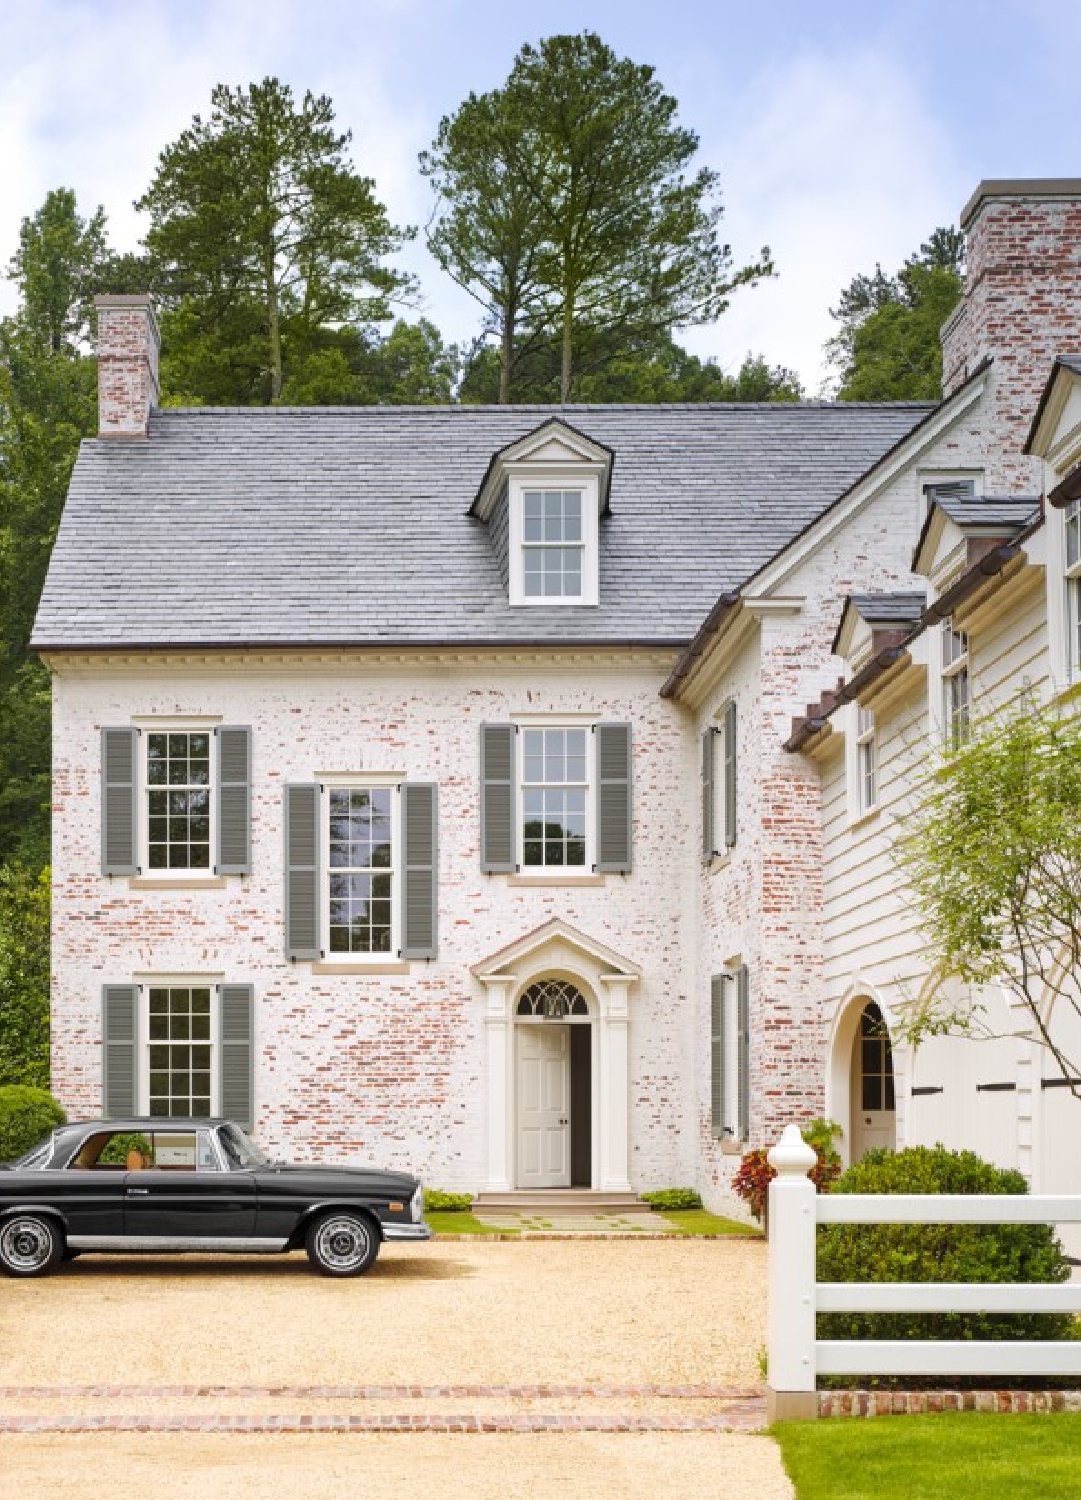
684;48;967;393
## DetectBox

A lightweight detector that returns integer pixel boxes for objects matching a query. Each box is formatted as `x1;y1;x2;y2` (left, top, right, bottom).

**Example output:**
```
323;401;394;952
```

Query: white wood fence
766;1125;1081;1420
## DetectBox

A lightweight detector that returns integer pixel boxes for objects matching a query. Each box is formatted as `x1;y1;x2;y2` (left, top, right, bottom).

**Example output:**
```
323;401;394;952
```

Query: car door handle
127;1187;150;1196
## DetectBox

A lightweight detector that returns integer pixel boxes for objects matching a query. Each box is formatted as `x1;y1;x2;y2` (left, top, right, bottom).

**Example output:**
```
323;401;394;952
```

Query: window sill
846;806;881;831
312;960;411;976
508;872;607;888
127;876;229;890
705;849;735;874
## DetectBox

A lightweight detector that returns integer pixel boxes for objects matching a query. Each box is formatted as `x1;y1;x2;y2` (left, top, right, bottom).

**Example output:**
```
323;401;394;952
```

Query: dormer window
469;418;612;611
510;475;599;606
523;489;584;598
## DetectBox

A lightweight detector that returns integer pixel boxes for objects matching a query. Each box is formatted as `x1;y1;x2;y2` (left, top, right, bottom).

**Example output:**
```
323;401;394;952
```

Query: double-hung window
326;786;396;955
1065;498;1081;681
942;623;970;747
522;490;584;599
146;731;212;870
508;475;600;607
520;727;589;870
146;984;215;1117
855;705;877;812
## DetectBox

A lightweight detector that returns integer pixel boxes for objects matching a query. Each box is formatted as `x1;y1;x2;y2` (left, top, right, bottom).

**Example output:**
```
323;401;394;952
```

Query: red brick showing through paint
818;1388;1081;1418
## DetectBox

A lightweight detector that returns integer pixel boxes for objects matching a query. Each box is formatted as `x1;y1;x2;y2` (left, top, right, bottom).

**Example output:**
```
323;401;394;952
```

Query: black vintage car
0;1118;431;1278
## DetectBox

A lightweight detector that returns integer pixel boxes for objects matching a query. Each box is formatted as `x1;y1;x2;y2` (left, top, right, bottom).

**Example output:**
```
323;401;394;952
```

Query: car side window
148;1131;219;1171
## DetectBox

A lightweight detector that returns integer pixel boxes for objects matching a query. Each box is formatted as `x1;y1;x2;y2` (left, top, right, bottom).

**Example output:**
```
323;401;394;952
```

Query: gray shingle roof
932;492;1041;528
33;402;934;651
847;592;927;624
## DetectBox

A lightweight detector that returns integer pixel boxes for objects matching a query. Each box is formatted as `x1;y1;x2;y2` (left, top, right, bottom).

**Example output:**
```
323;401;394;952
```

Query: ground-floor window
146;985;215;1117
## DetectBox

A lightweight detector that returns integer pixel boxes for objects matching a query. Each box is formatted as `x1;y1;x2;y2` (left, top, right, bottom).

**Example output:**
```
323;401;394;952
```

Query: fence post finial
766;1126;819;1422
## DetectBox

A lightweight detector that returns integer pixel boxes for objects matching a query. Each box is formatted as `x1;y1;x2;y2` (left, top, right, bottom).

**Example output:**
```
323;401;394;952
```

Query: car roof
56;1118;230;1135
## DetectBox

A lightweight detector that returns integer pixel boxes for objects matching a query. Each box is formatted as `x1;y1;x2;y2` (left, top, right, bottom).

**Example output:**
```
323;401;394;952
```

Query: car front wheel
0;1214;63;1278
305;1211;379;1277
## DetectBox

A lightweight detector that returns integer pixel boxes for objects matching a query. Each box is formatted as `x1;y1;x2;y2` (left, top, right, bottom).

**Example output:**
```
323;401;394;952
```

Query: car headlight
411;1181;424;1222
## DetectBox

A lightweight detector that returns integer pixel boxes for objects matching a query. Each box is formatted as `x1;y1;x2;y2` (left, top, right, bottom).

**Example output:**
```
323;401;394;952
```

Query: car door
32;1131;128;1238
122;1128;257;1240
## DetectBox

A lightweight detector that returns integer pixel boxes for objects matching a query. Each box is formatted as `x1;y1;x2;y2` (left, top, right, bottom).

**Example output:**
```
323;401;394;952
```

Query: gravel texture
3;1432;794;1500
0;1240;768;1389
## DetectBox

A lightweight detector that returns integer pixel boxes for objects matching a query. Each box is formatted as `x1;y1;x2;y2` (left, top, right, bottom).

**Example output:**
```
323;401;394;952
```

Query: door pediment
472;918;639;993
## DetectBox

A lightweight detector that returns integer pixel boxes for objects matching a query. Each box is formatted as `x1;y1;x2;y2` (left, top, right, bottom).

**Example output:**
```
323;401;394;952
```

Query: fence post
766;1124;819;1422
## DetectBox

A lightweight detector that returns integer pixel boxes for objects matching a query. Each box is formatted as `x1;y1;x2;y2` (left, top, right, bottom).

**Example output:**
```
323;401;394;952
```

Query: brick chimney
94;294;160;438
941;179;1081;489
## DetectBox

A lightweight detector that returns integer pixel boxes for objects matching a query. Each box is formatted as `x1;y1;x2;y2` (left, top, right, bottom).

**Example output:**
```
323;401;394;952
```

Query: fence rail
765;1125;1081;1421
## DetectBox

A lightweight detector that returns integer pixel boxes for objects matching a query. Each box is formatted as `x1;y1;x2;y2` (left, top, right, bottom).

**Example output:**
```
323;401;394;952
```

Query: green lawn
425;1210;519;1236
774;1414;1081;1500
654;1208;761;1236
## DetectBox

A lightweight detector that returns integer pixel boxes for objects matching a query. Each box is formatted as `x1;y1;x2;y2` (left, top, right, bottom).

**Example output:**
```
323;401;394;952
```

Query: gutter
658;593;740;699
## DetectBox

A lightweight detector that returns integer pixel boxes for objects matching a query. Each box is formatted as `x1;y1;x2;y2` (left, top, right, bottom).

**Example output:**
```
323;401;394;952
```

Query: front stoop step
473;1191;652;1216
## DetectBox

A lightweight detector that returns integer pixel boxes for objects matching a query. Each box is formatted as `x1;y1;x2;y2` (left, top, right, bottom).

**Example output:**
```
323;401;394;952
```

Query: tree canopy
827;227;964;401
138;78;413;404
423;32;772;402
895;694;1081;1089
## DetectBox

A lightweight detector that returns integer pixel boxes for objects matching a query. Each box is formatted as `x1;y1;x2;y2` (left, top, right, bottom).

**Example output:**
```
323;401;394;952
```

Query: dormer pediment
470;419;615;521
913;492;1041;587
832;592;926;669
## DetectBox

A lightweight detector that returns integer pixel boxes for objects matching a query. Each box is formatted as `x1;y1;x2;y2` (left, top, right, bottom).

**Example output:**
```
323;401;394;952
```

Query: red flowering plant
732;1118;843;1227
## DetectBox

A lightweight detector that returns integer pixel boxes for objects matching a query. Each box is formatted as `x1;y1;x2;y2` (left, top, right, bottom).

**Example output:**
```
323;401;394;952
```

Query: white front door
516;1025;570;1188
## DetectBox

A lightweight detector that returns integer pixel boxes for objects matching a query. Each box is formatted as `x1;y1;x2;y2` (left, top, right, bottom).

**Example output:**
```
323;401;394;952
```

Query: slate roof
33;402;934;651
846;592;928;625
931;492;1041;528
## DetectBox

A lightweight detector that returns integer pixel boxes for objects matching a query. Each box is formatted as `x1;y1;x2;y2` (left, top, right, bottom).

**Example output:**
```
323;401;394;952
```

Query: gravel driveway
1;1239;793;1499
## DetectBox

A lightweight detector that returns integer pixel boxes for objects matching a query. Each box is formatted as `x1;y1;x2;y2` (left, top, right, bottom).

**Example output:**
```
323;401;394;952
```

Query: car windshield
218;1124;272;1169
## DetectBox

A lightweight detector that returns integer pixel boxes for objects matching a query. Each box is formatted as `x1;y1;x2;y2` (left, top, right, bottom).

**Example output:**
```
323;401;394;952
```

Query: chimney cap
960;178;1081;229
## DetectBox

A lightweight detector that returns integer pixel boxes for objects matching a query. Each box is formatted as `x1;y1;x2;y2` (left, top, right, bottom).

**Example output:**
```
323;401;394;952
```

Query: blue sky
1;0;1078;389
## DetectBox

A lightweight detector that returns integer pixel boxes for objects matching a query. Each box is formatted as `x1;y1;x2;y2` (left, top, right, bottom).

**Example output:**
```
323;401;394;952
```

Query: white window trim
706;707;735;859
855;704;877;815
515;720;596;879
1061;499;1081;688
939;621;970;748
845;701;879;825
138;722;218;882
137;980;221;1118
321;776;402;965
714;962;745;1150
508;472;600;607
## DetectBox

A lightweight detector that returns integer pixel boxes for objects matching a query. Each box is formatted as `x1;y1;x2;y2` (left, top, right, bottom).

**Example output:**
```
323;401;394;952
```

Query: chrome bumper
381;1221;434;1241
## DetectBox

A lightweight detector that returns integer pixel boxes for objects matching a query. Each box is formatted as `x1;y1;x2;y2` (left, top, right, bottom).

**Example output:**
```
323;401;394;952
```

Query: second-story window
856;705;877;811
942;623;970;747
326;787;395;955
1065;498;1081;680
521;727;589;869
146;732;212;870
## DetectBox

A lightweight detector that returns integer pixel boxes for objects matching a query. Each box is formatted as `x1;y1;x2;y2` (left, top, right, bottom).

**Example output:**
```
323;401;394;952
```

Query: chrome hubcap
315;1216;369;1270
1;1217;53;1272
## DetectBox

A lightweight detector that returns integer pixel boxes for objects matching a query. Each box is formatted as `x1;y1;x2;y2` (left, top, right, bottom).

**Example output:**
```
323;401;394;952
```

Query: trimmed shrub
0;1084;66;1162
641;1188;703;1212
424;1189;472;1213
817;1145;1074;1343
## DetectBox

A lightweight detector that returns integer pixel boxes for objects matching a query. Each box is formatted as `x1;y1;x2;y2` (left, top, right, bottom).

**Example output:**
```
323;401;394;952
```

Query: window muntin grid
516;979;590;1019
856;704;877;811
859;1001;895;1112
1065;501;1081;680
941;624;970;747
522;490;584;598
520;727;589;868
147;732;212;870
147;986;213;1118
327;788;394;954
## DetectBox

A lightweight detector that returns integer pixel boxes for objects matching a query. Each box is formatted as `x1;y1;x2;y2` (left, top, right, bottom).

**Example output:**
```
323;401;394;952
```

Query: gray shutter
480;725;515;873
737;963;750;1142
401;782;438;959
710;975;724;1138
284;784;320;960
102;984;138;1117
596;722;632;873
702;728;716;860
219;984;254;1127
216;727;252;875
724;701;738;849
101;728;138;875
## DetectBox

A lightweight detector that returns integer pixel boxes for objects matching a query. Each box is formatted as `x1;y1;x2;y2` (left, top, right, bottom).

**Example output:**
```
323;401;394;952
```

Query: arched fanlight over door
516;979;590;1020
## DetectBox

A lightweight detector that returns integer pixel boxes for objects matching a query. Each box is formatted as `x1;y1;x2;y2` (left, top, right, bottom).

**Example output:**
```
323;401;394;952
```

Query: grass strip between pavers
773;1412;1081;1500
